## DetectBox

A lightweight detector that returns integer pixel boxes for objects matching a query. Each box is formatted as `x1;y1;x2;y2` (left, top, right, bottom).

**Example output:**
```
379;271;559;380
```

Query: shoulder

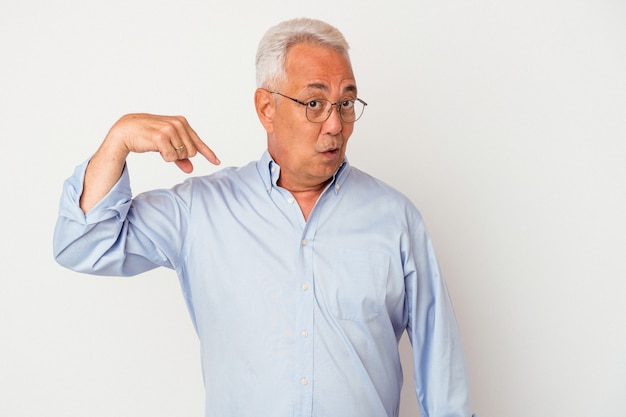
346;166;419;208
181;160;257;191
340;165;425;228
141;161;260;208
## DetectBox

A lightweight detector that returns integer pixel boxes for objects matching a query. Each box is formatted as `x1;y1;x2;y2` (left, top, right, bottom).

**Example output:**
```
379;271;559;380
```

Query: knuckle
160;123;178;137
154;130;172;145
170;115;188;129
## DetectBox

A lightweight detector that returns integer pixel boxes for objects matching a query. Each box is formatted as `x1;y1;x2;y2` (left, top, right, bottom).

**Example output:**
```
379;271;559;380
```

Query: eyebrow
303;83;357;95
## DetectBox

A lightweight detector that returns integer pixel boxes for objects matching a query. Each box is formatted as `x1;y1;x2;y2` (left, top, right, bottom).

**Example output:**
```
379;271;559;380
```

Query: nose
322;104;343;135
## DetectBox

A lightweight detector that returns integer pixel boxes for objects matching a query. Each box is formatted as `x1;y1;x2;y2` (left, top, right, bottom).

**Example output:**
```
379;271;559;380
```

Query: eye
340;99;355;109
306;100;321;109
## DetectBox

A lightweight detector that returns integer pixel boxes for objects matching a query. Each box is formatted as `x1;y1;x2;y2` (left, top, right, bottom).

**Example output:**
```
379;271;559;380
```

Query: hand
106;113;220;173
80;114;220;213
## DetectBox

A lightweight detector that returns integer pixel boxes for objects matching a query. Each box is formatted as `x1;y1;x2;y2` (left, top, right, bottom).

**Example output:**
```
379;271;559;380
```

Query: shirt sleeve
52;159;186;276
404;216;472;417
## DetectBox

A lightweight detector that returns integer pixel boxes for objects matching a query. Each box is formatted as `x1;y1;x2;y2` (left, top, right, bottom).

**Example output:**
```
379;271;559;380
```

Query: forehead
283;43;356;94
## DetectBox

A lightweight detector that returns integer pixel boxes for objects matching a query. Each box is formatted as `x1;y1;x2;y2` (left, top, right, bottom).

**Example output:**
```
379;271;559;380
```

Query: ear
254;88;275;133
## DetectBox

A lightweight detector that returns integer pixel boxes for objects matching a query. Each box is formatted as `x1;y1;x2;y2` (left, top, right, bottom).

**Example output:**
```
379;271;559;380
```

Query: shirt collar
257;150;350;195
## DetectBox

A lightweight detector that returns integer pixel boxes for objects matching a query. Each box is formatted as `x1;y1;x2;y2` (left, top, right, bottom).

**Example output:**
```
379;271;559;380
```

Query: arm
53;113;220;275
80;113;220;213
405;220;472;417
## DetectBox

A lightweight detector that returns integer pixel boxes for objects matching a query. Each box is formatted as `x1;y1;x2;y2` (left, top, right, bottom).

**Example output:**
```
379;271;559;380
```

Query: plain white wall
1;1;625;416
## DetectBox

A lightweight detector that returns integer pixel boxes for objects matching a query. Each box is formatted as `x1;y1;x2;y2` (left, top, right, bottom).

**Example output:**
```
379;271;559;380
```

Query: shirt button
287;197;295;204
301;239;307;246
302;282;309;291
335;184;340;191
301;330;309;338
300;378;308;386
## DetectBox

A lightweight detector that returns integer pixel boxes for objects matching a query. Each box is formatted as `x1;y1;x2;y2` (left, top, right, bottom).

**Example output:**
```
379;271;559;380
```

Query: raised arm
80;113;220;213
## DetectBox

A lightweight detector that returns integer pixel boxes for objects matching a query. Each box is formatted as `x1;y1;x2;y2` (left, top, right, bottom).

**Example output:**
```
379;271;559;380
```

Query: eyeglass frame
268;90;368;123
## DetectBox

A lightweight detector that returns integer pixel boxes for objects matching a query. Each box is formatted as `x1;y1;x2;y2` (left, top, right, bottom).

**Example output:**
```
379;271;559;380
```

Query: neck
278;177;332;221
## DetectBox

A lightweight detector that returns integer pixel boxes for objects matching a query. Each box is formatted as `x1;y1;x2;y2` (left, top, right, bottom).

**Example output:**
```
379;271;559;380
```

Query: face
256;43;357;192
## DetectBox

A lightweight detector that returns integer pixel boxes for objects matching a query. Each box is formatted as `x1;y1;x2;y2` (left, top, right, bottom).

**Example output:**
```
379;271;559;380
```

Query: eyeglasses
270;91;367;123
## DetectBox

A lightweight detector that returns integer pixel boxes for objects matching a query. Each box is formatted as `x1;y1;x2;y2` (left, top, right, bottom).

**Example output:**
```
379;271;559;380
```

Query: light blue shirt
54;150;472;417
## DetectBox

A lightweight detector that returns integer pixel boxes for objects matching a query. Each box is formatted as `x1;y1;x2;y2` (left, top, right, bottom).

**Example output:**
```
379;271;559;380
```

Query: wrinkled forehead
282;43;356;93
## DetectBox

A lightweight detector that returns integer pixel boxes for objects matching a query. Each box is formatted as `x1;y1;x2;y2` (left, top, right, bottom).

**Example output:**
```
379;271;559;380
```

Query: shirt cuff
57;157;133;225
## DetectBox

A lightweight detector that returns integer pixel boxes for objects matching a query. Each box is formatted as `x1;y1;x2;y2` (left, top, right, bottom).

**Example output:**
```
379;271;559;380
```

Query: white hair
255;18;351;89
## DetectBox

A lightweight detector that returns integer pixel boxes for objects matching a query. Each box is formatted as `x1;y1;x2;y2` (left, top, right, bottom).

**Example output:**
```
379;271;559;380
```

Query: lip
320;143;342;153
320;147;339;157
318;147;342;164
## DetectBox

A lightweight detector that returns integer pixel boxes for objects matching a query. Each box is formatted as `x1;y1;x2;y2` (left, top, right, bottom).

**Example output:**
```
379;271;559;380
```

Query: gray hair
255;18;351;89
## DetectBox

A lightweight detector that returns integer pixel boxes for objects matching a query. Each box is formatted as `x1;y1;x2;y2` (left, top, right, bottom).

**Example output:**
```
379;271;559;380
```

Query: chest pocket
318;249;390;323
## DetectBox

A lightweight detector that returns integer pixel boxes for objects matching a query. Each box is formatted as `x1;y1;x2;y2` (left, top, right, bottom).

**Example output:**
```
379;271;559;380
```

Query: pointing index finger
195;139;221;166
185;122;221;166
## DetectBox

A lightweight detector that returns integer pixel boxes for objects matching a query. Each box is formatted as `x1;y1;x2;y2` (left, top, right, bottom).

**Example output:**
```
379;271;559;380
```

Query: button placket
295;226;315;415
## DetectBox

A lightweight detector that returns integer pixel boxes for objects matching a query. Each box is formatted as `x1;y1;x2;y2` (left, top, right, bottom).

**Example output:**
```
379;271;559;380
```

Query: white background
1;1;625;416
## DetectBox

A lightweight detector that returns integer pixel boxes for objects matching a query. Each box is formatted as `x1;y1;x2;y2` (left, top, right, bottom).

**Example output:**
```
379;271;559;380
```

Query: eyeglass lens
306;99;365;123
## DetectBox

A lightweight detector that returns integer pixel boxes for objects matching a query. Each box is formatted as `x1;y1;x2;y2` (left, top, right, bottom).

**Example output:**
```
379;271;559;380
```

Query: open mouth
318;142;343;160
321;145;340;155
320;148;340;159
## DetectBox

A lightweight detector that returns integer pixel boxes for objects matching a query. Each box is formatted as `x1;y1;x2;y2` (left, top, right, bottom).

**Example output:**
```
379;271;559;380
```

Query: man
54;17;473;417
